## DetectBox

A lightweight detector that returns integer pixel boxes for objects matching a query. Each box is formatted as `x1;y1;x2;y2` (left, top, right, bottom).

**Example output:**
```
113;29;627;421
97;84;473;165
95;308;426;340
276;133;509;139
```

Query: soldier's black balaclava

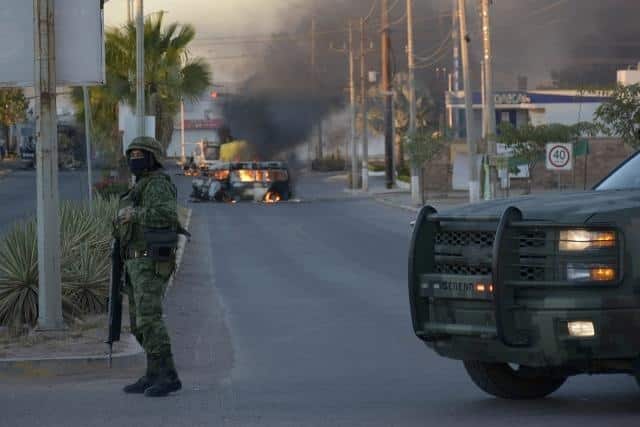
128;150;155;177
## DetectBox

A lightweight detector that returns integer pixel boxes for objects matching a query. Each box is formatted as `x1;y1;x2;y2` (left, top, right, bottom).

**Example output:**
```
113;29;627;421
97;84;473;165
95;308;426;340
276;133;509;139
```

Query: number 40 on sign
546;143;574;171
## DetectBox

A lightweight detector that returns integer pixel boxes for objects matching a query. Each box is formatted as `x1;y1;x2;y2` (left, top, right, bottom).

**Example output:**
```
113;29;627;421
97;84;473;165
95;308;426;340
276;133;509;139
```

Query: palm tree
74;12;212;157
367;72;437;171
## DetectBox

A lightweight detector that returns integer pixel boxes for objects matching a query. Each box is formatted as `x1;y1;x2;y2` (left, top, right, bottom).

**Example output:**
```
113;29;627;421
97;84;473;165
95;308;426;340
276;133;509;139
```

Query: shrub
368;162;386;172
0;221;39;327
312;158;346;172
62;242;109;316
0;197;117;329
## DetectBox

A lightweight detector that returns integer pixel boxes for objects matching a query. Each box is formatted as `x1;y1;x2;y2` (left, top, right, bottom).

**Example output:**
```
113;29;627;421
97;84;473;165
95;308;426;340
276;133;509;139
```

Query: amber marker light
590;268;616;282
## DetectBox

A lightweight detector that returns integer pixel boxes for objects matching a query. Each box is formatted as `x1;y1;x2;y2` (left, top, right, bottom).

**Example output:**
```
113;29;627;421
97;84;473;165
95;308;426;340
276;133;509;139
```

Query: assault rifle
106;238;123;368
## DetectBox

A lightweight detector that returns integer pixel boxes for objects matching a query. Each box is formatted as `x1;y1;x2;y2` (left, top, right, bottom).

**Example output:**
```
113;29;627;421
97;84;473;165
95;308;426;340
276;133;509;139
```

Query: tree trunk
395;133;405;171
4;125;10;156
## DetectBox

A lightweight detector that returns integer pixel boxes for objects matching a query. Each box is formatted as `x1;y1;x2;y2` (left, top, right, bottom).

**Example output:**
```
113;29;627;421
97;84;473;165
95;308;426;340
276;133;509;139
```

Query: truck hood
438;189;640;223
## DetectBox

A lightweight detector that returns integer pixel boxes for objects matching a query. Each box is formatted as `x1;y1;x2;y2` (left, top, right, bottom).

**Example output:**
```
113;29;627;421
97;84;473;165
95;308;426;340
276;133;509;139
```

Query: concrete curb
374;197;420;213
0;208;193;380
0;335;144;379
395;180;410;190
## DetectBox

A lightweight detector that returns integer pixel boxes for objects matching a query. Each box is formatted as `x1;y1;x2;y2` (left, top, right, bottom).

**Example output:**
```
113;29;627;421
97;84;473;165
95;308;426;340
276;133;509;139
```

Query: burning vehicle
191;161;293;203
408;152;640;399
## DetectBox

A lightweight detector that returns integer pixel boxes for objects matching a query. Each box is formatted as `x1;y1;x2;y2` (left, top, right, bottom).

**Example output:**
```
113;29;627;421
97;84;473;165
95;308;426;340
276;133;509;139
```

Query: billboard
0;0;105;87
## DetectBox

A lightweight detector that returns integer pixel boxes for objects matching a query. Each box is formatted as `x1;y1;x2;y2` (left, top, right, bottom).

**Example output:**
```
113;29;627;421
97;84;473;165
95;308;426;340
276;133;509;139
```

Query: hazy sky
104;0;301;36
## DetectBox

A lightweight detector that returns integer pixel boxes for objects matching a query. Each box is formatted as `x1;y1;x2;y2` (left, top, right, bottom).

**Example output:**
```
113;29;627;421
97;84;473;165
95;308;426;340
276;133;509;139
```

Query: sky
105;0;640;90
104;0;299;37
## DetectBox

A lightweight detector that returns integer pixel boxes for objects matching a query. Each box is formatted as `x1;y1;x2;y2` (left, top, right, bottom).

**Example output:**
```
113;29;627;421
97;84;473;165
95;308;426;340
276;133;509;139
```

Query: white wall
534;103;600;126
166;129;220;158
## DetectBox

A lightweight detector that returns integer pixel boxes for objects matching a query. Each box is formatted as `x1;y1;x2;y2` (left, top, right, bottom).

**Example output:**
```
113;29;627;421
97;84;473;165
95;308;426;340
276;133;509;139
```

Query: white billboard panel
0;2;34;86
56;0;105;85
0;0;105;87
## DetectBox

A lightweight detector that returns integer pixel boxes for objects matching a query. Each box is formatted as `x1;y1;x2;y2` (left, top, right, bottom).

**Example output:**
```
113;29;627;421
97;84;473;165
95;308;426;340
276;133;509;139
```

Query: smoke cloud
107;0;640;155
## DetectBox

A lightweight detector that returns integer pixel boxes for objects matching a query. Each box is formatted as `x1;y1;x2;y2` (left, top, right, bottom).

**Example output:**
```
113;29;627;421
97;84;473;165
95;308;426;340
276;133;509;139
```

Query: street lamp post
135;0;145;139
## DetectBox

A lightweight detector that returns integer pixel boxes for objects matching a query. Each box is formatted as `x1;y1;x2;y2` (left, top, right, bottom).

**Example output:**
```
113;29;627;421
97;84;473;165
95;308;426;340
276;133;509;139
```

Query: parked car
408;152;640;399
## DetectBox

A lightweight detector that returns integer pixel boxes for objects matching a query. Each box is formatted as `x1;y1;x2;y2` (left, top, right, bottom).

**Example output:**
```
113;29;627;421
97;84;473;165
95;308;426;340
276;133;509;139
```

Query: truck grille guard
409;205;620;349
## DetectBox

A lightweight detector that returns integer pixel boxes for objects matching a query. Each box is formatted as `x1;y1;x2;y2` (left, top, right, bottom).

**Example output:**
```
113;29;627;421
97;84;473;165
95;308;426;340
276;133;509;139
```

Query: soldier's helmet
126;137;164;167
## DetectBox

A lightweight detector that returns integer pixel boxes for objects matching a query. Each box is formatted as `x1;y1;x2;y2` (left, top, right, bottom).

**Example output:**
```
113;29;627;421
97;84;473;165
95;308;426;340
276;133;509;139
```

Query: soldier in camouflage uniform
114;137;182;397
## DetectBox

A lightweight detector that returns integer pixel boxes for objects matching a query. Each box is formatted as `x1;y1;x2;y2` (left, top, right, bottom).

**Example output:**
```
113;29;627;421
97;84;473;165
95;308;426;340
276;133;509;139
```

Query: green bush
396;165;411;178
0;221;40;328
0;196;117;329
312;158;347;172
368;162;386;172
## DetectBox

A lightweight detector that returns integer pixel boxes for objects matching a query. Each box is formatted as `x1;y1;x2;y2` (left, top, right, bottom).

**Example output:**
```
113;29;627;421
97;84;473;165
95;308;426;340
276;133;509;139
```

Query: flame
210;170;230;180
264;191;282;204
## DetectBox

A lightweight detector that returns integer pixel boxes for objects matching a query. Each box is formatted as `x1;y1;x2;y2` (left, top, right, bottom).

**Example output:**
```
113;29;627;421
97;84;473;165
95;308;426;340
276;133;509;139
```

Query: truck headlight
559;230;616;252
567;264;617;282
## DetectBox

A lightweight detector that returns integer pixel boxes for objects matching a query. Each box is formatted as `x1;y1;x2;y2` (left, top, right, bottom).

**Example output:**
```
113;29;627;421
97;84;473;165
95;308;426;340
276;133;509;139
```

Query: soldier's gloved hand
117;207;135;224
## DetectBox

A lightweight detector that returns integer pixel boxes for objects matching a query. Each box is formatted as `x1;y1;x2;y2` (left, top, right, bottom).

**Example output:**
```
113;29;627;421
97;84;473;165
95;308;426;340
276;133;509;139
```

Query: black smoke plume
220;0;640;155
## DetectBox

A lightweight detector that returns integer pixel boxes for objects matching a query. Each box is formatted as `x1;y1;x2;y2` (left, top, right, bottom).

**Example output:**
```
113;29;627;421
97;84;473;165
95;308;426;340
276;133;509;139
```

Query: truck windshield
596;153;640;191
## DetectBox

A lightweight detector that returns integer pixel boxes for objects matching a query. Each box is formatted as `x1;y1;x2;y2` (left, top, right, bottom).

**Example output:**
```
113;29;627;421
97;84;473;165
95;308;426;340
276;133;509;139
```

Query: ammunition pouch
142;228;178;262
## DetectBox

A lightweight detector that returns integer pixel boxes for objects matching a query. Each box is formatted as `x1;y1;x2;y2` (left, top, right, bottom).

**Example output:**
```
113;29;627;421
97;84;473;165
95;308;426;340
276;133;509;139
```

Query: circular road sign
548;144;571;169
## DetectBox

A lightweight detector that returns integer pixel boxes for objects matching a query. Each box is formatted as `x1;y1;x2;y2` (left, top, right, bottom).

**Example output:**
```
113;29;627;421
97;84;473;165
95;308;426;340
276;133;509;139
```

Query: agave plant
62;242;109;316
0;220;39;327
0;197;120;328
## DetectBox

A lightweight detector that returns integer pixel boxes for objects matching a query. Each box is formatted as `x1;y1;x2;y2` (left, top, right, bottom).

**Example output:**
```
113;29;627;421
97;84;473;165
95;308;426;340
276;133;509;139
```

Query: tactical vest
116;172;179;260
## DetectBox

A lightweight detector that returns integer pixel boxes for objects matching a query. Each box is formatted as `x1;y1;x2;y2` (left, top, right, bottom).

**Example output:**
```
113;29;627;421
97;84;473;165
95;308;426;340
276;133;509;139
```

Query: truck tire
463;360;566;400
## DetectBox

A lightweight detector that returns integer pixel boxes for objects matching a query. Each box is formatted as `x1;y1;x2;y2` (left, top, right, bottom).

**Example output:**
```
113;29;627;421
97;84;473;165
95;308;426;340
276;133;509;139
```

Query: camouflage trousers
125;258;173;358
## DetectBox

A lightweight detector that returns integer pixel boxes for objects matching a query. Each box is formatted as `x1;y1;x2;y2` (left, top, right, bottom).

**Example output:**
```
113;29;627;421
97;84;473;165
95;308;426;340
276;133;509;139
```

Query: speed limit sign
546;143;573;171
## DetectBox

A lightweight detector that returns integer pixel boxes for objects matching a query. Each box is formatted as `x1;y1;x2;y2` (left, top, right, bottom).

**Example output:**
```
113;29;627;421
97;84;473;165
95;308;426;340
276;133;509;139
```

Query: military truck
409;152;640;399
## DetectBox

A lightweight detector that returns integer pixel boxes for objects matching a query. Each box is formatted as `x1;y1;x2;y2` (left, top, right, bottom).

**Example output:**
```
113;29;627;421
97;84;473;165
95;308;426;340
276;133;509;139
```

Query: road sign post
35;0;63;331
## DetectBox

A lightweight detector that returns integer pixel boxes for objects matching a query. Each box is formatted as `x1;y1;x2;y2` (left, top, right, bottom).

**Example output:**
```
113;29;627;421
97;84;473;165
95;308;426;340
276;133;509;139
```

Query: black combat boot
144;355;182;397
123;354;160;394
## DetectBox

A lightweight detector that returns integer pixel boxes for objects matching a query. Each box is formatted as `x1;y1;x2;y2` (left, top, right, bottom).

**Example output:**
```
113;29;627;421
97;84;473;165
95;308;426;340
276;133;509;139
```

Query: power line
364;0;378;22
414;32;451;62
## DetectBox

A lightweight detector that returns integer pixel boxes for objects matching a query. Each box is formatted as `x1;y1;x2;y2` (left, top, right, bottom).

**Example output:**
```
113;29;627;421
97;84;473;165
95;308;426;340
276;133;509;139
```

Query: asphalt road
0;169;94;235
1;172;640;426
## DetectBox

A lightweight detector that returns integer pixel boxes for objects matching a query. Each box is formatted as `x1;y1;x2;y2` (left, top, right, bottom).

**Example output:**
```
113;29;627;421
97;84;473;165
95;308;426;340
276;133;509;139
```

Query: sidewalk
344;174;471;213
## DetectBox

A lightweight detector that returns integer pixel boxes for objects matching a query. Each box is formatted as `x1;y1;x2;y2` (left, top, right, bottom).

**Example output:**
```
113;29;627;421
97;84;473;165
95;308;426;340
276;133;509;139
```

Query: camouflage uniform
115;137;182;397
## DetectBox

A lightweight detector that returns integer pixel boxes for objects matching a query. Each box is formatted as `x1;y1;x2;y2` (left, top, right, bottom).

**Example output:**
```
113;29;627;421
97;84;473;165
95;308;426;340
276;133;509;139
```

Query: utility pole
180;98;186;163
83;87;94;205
331;22;358;189
35;0;63;330
481;0;498;199
458;0;480;202
407;0;422;205
310;16;323;163
481;60;487;139
360;17;373;192
451;0;461;138
381;0;394;189
135;0;145;139
348;20;358;190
